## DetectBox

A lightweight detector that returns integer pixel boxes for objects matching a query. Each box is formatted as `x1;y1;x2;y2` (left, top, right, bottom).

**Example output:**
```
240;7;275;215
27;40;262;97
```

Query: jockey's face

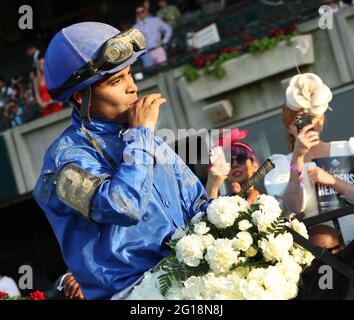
75;66;138;124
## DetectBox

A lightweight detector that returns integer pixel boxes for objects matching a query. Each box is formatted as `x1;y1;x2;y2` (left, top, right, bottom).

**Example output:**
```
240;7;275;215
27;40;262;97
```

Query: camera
294;113;313;132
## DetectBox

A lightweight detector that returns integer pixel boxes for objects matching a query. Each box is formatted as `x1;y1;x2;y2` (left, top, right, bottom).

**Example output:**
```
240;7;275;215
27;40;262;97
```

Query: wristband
290;162;304;188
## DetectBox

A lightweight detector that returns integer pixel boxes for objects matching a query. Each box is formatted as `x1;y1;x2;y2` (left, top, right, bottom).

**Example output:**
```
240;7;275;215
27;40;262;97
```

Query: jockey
33;22;211;300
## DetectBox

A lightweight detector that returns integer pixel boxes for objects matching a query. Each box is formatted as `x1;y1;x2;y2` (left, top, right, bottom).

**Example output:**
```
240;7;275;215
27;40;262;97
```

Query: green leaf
158;273;173;297
157;256;209;297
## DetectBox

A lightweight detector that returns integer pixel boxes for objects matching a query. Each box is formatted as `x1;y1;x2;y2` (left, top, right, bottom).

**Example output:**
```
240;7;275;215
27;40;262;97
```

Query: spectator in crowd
14;75;42;123
0;76;16;130
206;128;260;203
264;73;354;218
3;100;25;128
1;70;59;132
309;224;344;254
0;76;7;109
0;273;21;297
26;43;44;72
143;0;152;15
32;58;64;116
157;0;181;29
0;77;25;128
0;76;16;109
134;4;173;69
0;76;7;111
324;0;352;11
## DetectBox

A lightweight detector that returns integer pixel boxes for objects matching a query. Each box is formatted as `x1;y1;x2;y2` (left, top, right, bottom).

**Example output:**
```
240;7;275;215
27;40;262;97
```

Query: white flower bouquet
128;195;314;300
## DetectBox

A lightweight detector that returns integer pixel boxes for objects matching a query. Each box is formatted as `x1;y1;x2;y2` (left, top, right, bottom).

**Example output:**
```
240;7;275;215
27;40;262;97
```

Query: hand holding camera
294;113;313;132
293;114;320;158
208;146;231;183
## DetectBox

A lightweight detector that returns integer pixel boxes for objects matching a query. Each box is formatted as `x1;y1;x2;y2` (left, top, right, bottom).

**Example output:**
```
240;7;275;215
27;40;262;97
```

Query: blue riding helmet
44;22;146;103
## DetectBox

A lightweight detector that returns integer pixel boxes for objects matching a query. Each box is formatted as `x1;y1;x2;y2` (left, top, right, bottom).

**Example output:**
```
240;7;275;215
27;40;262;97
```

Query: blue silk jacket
33;110;210;300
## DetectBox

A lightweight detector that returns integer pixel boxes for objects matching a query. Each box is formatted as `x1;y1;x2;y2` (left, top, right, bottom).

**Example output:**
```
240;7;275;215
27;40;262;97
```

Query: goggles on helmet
49;28;145;98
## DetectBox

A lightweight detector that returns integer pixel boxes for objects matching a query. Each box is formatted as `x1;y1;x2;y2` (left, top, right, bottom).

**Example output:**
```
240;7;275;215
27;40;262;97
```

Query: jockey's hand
63;274;85;300
129;93;166;132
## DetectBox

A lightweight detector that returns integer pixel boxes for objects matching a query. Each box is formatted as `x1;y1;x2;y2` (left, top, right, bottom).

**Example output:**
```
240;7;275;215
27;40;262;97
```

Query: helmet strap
80;86;92;122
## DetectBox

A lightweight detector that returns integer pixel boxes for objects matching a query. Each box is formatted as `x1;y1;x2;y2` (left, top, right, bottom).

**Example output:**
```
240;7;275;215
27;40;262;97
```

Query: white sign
193;23;220;49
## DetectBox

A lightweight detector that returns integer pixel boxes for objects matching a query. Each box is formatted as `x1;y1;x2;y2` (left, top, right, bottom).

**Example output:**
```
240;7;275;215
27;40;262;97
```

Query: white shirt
0;276;21;297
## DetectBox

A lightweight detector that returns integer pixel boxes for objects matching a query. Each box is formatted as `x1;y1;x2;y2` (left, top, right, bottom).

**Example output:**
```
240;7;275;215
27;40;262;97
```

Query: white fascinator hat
286;73;333;116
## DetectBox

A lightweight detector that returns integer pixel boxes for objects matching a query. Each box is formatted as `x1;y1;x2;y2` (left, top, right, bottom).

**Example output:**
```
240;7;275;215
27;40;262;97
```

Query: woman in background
206;128;260;203
32;58;64;116
264;73;354;218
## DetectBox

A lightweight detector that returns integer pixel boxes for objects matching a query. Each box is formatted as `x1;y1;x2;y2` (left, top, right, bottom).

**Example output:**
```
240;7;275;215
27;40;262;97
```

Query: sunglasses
49;28;145;98
231;154;250;166
326;244;341;254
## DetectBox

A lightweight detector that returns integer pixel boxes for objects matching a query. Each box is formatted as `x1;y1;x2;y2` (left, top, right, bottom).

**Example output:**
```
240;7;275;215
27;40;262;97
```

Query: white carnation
205;239;240;274
127;270;166;300
253;195;282;215
278;255;302;284
207;196;248;229
263;266;289;299
194;221;210;235
207;197;238;228
233;232;253;251
238;219;253;231
239;268;272;300
251;196;282;233
258;232;293;262
228;195;249;212
289;219;309;239
251;209;280;233
201;234;215;247
203;273;244;300
264;265;298;300
180;276;205;300
240;263;300;300
290;246;314;266
176;234;205;267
